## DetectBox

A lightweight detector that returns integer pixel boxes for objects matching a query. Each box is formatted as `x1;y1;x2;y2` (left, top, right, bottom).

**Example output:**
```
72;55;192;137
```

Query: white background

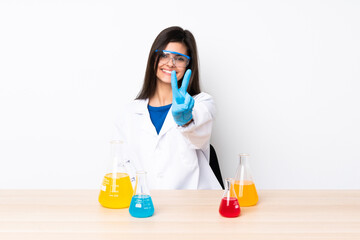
1;0;359;189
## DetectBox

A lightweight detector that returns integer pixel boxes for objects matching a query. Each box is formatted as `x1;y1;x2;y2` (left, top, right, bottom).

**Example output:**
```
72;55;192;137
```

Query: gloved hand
171;69;195;126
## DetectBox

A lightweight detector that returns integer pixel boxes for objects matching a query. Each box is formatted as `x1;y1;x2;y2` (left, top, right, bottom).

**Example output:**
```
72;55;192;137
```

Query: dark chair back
209;144;224;189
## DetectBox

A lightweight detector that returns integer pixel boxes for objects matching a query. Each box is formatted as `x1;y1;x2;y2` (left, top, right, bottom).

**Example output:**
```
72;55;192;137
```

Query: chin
158;77;171;84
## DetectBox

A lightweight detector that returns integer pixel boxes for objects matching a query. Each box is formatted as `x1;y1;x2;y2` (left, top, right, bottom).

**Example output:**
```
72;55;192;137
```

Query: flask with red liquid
219;178;241;218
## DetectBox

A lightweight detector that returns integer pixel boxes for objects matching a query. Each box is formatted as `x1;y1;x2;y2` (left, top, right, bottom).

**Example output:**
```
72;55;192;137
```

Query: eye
160;53;169;59
175;56;186;62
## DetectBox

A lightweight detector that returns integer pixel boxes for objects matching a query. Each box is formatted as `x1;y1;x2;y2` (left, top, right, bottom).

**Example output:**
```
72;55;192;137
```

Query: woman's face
156;42;188;85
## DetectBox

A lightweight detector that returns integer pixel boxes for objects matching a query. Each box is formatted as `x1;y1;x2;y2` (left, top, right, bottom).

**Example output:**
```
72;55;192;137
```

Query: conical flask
233;153;259;206
129;171;154;218
98;140;134;209
219;178;241;218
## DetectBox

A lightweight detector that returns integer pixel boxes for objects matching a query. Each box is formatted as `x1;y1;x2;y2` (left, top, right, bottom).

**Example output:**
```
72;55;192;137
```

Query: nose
166;57;176;67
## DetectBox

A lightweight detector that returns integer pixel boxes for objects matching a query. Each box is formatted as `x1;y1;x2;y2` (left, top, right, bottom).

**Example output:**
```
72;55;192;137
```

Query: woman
115;26;221;189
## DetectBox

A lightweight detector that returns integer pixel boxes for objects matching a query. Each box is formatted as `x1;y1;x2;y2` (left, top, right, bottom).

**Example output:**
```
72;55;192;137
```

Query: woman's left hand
171;69;195;126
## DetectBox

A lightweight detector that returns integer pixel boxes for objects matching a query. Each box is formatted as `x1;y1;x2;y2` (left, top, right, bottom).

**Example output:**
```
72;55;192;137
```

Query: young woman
115;26;221;189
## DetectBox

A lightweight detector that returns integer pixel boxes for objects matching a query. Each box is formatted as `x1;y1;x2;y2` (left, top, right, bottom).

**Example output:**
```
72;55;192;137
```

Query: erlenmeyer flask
233;153;259;206
98;140;134;209
219;178;240;218
129;171;154;218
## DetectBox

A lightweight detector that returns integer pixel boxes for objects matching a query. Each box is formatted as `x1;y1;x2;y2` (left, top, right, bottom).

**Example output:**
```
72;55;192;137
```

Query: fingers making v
171;69;192;104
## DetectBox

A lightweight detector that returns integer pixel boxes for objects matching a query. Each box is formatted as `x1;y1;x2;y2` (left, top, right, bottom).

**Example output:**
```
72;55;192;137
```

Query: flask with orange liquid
233;153;259;206
98;140;134;209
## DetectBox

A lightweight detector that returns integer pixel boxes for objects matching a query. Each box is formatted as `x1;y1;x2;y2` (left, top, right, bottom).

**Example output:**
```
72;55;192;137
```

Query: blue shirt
148;104;172;134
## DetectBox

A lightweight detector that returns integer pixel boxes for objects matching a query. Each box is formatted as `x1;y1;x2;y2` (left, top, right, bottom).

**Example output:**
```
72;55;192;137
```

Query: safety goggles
155;50;191;68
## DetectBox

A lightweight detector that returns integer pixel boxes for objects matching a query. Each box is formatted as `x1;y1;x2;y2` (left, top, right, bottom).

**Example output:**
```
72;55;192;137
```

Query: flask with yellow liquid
233;153;259;206
98;140;134;209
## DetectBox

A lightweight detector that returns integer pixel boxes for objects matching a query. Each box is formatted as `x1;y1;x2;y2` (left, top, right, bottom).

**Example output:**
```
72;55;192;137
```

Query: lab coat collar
133;98;149;114
158;107;176;137
133;98;176;137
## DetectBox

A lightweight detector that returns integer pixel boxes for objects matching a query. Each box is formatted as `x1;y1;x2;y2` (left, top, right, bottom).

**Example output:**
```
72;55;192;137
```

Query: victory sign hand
171;69;195;126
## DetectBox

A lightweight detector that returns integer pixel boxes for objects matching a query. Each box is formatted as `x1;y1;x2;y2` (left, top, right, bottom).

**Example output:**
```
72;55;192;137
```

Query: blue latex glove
171;69;195;126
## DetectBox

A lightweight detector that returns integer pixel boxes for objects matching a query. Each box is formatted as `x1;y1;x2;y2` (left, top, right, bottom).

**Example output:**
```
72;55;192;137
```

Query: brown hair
136;26;201;99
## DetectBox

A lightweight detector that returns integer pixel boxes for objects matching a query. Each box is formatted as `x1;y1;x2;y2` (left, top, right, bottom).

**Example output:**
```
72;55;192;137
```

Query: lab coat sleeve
177;92;216;149
112;104;134;159
112;101;139;142
112;108;127;142
112;103;141;168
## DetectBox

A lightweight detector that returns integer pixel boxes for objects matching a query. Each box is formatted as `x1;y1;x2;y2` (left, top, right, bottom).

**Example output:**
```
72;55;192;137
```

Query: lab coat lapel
158;106;176;137
133;99;157;136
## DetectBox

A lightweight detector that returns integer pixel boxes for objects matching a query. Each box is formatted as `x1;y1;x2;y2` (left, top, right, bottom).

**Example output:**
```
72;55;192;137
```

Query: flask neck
110;140;123;160
223;178;237;198
224;178;231;191
239;154;249;166
235;154;254;182
108;140;126;174
134;171;150;195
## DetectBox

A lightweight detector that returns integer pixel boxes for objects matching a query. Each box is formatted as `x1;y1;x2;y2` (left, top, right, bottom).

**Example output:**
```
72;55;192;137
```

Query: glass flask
129;171;155;218
233;153;259;206
98;140;134;209
219;178;241;218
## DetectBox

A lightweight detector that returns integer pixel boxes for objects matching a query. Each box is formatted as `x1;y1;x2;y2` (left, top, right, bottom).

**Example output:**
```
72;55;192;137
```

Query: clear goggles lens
156;50;190;68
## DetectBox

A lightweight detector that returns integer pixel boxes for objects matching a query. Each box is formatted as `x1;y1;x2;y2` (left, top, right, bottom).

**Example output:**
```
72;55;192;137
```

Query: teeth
163;70;172;74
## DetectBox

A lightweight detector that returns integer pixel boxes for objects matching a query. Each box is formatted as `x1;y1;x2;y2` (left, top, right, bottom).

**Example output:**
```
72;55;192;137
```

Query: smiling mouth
162;69;175;74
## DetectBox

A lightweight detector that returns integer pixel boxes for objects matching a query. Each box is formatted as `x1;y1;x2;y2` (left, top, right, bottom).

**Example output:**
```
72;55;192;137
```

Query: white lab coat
114;92;221;190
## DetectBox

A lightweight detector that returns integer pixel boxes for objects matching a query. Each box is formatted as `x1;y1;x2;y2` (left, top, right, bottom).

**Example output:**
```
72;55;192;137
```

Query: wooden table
1;190;359;239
